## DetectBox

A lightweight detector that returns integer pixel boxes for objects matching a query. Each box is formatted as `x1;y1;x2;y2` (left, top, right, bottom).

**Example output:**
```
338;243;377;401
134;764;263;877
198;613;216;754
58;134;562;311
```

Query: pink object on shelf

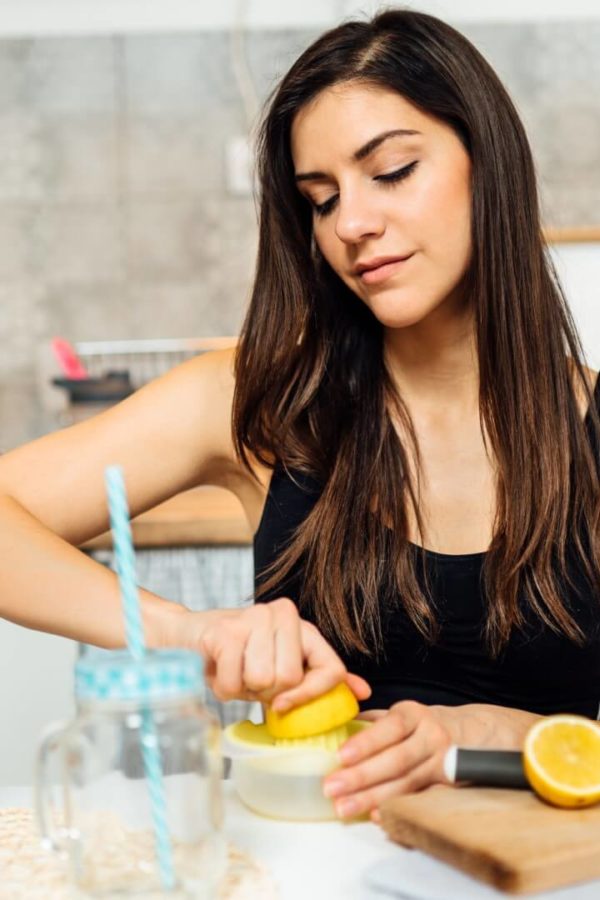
51;337;89;379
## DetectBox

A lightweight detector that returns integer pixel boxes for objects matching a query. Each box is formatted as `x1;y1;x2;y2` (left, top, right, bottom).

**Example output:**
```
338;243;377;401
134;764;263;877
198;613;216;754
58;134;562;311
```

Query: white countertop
3;783;600;900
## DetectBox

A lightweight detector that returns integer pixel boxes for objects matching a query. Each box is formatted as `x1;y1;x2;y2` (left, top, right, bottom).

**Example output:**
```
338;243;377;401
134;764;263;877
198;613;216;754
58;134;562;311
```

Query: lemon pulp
523;714;600;808
271;722;353;751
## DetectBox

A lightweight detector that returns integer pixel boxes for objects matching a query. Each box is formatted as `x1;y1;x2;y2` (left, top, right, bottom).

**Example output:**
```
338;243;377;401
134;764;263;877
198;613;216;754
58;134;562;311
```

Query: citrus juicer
223;682;370;820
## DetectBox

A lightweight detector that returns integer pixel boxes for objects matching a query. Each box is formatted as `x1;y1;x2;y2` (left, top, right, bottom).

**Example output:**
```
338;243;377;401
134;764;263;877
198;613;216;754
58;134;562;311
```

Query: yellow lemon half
265;682;359;741
523;714;600;808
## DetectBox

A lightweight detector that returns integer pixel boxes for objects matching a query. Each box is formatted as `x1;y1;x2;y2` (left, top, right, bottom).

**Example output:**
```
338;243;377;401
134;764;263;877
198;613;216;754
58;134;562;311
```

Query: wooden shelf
544;226;600;244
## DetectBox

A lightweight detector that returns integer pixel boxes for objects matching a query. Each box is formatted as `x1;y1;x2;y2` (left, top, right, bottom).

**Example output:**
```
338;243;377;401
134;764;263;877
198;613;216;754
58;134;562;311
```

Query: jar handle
34;720;73;853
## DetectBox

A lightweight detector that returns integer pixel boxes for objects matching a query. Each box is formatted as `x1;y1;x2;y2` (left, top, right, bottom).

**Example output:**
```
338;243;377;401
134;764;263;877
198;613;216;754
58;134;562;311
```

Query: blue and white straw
141;709;173;885
105;466;145;661
105;465;175;891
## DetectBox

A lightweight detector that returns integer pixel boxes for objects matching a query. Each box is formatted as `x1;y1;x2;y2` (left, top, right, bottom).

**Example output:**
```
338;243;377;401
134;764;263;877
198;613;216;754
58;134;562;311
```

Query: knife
443;745;530;789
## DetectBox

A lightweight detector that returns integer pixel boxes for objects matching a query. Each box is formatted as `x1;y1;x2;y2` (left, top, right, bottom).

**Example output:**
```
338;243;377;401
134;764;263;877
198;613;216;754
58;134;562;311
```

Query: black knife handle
444;746;529;789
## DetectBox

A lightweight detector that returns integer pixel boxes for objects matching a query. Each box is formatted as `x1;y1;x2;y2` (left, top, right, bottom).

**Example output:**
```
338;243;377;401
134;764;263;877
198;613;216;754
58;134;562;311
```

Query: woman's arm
429;701;541;749
0;491;187;648
322;700;541;819
0;349;371;708
0;349;237;646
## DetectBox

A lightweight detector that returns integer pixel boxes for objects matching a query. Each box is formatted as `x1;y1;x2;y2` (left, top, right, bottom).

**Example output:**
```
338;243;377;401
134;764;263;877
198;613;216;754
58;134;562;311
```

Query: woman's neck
383;303;479;412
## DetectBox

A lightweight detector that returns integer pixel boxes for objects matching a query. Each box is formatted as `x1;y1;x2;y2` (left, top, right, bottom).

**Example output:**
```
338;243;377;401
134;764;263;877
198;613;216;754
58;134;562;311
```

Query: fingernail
272;698;291;712
336;798;358;818
338;745;358;764
322;779;345;798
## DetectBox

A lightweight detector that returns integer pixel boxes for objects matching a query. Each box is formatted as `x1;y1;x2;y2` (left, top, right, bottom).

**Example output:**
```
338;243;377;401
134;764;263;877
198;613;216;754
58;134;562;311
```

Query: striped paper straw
141;709;173;883
105;466;145;661
104;465;175;891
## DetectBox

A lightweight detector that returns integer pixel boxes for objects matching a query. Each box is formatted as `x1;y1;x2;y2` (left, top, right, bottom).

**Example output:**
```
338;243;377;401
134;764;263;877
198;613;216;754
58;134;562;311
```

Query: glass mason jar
34;650;224;898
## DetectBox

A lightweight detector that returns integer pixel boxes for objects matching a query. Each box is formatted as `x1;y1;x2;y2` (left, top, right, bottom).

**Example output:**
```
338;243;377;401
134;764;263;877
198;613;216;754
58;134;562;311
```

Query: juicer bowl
223;719;369;821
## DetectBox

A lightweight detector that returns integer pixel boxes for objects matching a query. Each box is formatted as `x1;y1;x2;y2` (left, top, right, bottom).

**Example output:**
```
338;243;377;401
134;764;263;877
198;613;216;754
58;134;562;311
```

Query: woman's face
291;82;472;329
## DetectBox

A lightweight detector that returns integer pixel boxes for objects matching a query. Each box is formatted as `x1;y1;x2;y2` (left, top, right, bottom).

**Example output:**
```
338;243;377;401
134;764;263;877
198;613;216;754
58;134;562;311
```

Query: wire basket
74;337;237;390
39;336;237;425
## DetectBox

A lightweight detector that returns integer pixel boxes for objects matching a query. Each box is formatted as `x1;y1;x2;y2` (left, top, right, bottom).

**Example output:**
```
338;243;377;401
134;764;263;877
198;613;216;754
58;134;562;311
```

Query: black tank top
254;379;600;718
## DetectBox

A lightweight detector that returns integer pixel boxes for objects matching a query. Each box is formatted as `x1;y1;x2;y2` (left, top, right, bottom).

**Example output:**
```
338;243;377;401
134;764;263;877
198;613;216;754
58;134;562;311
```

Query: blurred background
0;0;599;783
0;0;599;449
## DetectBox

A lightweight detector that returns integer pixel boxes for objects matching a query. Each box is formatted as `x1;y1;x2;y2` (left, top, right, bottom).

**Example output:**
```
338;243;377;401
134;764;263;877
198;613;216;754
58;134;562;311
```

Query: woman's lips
358;254;414;285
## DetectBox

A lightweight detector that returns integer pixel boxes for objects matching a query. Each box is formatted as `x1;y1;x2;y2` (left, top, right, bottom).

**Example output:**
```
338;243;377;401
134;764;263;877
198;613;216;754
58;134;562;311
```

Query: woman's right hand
176;598;371;711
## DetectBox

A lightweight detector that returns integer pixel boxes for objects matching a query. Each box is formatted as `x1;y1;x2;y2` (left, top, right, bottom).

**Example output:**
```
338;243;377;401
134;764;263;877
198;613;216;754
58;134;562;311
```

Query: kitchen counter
2;782;598;899
83;486;253;549
0;782;389;900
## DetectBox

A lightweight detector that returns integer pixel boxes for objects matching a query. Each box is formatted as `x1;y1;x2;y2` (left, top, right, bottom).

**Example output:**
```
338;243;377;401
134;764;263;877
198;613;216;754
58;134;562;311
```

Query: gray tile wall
0;21;598;449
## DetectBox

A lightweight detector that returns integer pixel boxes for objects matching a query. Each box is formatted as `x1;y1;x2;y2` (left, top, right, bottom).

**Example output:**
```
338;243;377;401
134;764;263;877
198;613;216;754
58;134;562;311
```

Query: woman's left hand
322;700;453;821
322;699;540;821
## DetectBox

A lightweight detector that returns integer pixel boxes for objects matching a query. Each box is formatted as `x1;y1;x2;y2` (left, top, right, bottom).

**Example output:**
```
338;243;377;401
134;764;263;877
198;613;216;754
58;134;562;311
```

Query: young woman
0;10;599;821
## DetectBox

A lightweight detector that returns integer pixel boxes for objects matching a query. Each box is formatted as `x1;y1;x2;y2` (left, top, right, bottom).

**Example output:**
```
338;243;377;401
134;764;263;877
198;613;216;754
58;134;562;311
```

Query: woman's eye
311;161;419;218
313;195;338;217
375;160;419;185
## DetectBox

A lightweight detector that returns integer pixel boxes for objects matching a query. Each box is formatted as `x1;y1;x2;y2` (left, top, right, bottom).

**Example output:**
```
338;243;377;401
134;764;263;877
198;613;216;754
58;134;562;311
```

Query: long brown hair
233;9;600;658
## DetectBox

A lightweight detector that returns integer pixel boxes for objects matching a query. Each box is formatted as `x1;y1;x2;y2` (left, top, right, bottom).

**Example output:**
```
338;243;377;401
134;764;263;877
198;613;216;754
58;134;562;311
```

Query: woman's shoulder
91;345;244;491
186;344;236;389
153;345;236;441
179;346;274;514
582;364;600;389
0;346;249;540
177;345;246;471
567;360;599;419
589;368;600;407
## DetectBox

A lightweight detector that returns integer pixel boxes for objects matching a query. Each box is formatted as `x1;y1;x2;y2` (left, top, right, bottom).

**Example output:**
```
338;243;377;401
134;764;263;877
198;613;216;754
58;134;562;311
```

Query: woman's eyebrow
294;128;421;183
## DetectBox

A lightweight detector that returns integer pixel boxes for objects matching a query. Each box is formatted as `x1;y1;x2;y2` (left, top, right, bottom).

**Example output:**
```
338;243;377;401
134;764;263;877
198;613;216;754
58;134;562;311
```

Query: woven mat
0;807;280;899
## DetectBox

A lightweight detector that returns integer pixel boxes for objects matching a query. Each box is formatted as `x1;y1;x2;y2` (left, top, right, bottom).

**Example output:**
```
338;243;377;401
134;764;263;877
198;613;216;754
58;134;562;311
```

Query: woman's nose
334;190;385;244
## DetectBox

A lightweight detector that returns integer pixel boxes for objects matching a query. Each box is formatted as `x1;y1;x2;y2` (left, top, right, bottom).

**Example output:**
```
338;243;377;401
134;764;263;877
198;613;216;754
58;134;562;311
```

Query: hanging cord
229;0;260;133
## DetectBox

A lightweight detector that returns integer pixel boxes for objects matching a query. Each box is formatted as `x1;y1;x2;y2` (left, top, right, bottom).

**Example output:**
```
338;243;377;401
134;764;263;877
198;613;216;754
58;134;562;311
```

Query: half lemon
523;714;600;808
265;681;359;743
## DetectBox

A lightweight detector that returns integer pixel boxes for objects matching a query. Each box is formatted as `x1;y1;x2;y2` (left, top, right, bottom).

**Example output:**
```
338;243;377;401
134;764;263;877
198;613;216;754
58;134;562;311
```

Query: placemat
0;807;279;899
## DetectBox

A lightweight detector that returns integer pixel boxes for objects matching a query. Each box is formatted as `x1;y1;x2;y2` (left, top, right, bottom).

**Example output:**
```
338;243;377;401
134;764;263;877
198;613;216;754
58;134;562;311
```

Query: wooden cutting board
379;784;600;895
